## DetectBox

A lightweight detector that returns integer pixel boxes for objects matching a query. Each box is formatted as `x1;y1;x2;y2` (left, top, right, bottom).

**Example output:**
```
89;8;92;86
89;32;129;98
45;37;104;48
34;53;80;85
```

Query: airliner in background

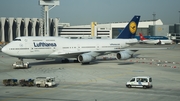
2;15;140;68
139;33;173;45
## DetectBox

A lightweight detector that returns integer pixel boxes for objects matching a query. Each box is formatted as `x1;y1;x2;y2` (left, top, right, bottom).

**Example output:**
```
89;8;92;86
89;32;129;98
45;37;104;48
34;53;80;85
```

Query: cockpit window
14;39;21;41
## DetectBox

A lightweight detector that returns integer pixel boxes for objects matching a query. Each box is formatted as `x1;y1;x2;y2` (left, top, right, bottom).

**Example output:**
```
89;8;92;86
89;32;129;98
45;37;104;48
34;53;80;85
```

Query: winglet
116;15;140;39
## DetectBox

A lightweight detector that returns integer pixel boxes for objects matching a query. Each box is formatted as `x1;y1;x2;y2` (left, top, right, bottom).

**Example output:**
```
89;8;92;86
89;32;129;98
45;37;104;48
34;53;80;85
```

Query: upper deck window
14;39;21;41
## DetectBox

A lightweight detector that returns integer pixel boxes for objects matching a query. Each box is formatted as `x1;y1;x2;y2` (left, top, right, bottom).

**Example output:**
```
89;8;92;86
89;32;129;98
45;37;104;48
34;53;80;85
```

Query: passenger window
141;78;147;82
149;78;152;82
130;78;135;82
137;78;141;82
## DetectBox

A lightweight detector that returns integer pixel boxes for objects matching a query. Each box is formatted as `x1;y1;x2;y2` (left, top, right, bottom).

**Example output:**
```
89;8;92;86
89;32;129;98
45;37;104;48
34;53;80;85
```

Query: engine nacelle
116;51;132;60
78;54;94;63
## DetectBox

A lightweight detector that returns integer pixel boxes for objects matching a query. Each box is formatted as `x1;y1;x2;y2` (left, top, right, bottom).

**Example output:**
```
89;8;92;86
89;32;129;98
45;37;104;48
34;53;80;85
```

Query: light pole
179;11;180;23
152;12;156;25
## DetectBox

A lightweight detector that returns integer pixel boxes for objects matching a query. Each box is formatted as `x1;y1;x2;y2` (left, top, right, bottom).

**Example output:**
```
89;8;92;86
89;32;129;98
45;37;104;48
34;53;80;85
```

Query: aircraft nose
1;46;7;53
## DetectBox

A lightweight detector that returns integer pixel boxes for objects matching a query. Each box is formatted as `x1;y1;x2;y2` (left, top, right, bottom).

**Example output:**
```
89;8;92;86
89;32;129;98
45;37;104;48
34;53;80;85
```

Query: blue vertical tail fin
116;15;140;39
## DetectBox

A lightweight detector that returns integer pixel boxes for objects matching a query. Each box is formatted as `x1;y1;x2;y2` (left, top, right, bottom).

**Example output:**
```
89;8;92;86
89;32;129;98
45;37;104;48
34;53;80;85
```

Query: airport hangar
1;17;179;44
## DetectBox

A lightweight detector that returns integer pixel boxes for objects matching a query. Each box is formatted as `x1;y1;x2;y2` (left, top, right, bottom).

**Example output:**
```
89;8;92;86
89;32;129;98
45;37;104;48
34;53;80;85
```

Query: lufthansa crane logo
129;21;137;34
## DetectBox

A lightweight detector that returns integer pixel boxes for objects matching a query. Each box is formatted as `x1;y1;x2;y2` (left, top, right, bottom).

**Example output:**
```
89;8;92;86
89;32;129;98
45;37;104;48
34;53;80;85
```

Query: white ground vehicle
126;76;153;89
35;77;56;87
12;61;29;69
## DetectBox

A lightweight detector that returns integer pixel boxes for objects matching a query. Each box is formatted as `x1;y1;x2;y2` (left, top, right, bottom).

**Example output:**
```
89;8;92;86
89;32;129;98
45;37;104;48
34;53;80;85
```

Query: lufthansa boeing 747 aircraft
2;15;140;68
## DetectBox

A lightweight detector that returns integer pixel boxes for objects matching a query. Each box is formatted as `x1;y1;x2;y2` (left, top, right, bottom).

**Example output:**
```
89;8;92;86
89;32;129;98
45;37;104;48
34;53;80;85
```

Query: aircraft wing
50;51;90;58
126;42;139;46
50;48;139;59
127;47;168;50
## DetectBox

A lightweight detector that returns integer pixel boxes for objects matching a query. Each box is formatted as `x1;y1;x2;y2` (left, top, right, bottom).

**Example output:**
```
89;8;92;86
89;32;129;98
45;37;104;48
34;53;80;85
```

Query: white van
126;76;153;89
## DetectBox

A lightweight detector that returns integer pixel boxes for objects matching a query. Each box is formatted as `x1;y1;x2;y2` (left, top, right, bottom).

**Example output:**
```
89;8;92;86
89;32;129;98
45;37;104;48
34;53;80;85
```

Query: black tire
73;60;79;63
126;85;131;88
37;84;40;87
62;59;69;63
45;84;48;88
143;86;147;89
150;85;153;88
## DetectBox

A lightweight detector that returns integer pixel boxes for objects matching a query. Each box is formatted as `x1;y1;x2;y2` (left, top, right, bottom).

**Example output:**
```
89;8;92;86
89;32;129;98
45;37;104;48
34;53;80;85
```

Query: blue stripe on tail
116;15;140;39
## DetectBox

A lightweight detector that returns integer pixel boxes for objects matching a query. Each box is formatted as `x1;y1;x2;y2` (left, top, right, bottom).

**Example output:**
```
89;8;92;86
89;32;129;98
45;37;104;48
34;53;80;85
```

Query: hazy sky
0;0;180;25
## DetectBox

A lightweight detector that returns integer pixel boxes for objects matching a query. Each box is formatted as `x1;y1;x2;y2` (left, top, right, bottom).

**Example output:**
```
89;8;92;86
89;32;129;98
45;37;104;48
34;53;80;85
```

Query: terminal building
58;19;163;39
0;17;180;44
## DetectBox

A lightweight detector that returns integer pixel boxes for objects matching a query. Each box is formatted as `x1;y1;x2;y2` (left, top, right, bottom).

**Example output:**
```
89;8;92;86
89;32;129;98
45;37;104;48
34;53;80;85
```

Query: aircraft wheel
143;86;147;89
62;59;69;63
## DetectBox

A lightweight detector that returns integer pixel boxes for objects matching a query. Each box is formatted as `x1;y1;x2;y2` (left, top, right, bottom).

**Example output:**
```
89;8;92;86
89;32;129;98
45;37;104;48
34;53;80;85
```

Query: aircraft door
134;78;142;87
16;43;23;55
130;78;136;87
52;47;56;52
30;47;34;52
96;44;99;50
77;44;80;51
24;39;33;53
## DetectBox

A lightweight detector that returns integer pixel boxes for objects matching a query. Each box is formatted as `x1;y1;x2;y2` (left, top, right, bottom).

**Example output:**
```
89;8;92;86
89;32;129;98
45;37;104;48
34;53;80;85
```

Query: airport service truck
19;79;34;87
3;79;18;86
35;77;56;87
12;61;29;69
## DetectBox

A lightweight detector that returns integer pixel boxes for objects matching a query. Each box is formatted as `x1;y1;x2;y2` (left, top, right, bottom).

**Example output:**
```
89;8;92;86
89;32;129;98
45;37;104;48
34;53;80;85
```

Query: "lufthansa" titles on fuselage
33;42;57;47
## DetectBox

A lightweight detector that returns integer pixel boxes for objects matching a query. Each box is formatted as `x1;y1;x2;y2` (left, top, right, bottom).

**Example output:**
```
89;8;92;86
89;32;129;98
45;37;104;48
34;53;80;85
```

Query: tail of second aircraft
139;33;147;40
116;15;140;39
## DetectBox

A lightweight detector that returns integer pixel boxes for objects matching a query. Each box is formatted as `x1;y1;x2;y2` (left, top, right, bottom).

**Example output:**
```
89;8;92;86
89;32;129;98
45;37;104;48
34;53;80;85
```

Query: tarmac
0;44;180;101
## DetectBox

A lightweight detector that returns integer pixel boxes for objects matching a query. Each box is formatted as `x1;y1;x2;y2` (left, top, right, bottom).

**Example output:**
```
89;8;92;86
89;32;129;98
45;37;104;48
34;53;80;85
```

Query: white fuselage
159;40;173;44
2;37;137;59
140;39;173;45
139;39;160;44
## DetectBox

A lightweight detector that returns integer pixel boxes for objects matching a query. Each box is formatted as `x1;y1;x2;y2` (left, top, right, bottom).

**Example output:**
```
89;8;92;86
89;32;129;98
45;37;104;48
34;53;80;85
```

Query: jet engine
78;54;94;63
116;51;132;60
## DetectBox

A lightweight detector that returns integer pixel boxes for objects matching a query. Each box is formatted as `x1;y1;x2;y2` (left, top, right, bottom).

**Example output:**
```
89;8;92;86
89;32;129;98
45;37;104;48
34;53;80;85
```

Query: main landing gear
61;58;69;63
12;58;29;69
